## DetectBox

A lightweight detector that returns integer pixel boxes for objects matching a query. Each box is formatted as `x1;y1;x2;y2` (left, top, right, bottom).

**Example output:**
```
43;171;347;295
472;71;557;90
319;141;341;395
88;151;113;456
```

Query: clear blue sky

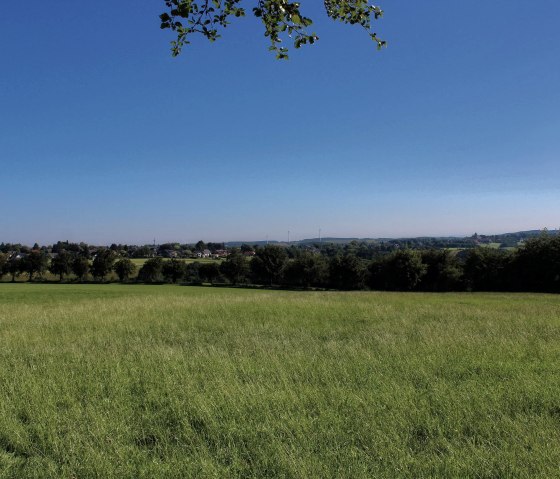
1;1;559;245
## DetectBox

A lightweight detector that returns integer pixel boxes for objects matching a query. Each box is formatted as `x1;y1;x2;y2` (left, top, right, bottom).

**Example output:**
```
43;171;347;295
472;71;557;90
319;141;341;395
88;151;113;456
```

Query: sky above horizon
1;1;559;245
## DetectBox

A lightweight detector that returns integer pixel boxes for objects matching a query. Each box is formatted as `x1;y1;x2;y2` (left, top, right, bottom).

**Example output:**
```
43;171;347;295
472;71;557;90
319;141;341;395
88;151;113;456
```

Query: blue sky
1;1;559;244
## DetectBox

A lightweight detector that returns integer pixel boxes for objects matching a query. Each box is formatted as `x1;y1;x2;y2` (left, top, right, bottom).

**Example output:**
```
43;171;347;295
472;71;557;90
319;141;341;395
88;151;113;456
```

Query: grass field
1;285;559;478
480;243;503;249
129;257;219;267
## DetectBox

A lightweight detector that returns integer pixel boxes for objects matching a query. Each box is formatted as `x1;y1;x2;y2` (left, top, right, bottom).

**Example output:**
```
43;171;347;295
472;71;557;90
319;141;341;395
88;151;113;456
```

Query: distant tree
63;241;81;254
321;243;342;258
52;241;65;254
419;250;462;292
184;262;201;284
158;243;182;256
134;246;153;258
387;249;427;291
328;254;366;290
7;258;21;282
283;252;328;288
285;245;299;259
372;249;426;291
114;258;136;282
250;245;288;285
463;248;512;291
195;240;206;252
207;242;225;252
49;251;73;282
21;250;48;281
72;257;90;282
513;235;560;292
241;244;254;253
0;253;7;280
138;258;164;283
199;262;221;284
91;249;116;282
79;243;91;259
162;259;186;283
220;253;250;284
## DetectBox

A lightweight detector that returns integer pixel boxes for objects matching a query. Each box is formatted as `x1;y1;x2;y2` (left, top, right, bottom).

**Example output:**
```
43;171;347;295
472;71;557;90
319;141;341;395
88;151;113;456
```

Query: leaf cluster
160;0;385;59
161;0;246;56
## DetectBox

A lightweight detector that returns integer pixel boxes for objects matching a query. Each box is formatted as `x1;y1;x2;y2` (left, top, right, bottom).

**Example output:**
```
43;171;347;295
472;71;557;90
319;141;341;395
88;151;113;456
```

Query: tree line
1;234;559;293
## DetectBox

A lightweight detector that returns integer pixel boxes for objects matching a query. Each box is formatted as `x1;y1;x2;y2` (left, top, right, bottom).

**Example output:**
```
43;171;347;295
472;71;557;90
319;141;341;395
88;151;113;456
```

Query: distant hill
225;229;558;248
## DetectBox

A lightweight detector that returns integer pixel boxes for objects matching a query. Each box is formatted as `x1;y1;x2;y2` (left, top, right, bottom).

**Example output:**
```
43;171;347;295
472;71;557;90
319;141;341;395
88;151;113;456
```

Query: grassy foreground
1;285;559;478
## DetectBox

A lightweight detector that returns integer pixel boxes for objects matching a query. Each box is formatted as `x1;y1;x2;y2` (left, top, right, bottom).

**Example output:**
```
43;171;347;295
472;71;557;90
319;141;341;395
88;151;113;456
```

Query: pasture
0;284;559;478
129;257;219;267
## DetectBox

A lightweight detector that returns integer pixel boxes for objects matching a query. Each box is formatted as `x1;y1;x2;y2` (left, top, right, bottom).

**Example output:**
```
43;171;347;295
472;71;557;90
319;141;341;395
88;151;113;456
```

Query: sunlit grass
1;284;559;478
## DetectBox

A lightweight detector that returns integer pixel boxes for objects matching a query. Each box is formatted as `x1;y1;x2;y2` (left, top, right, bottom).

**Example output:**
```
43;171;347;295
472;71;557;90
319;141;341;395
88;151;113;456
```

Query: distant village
1;228;558;263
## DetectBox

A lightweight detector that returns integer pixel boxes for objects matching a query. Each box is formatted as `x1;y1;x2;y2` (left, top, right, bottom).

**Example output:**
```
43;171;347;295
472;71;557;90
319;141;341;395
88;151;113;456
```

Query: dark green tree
419;250;462;292
138;258;164;283
199;262;221;284
184;262;201;284
134;246;153;258
162;259;186;283
7;258;21;282
372;249;426;291
160;0;385;59
240;244;254;253
91;250;116;282
220;252;250;284
207;242;225;252
250;245;288;285
463;248;512;292
79;243;91;259
283;252;328;288
72;257;90;282
114;258;137;282
328;254;366;290
513;235;560;292
49;251;73;282
21;250;48;281
0;253;7;281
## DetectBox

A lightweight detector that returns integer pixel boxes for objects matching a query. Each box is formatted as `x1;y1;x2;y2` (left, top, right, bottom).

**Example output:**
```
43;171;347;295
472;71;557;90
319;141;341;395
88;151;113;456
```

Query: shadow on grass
0;278;332;292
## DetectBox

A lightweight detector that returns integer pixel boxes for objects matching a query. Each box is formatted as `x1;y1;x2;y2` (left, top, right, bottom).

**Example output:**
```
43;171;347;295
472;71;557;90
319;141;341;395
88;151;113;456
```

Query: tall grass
1;284;559;478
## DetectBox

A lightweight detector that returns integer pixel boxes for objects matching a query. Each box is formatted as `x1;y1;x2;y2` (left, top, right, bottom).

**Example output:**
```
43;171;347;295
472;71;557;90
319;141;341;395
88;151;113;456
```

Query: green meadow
129;257;219;267
1;284;560;478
